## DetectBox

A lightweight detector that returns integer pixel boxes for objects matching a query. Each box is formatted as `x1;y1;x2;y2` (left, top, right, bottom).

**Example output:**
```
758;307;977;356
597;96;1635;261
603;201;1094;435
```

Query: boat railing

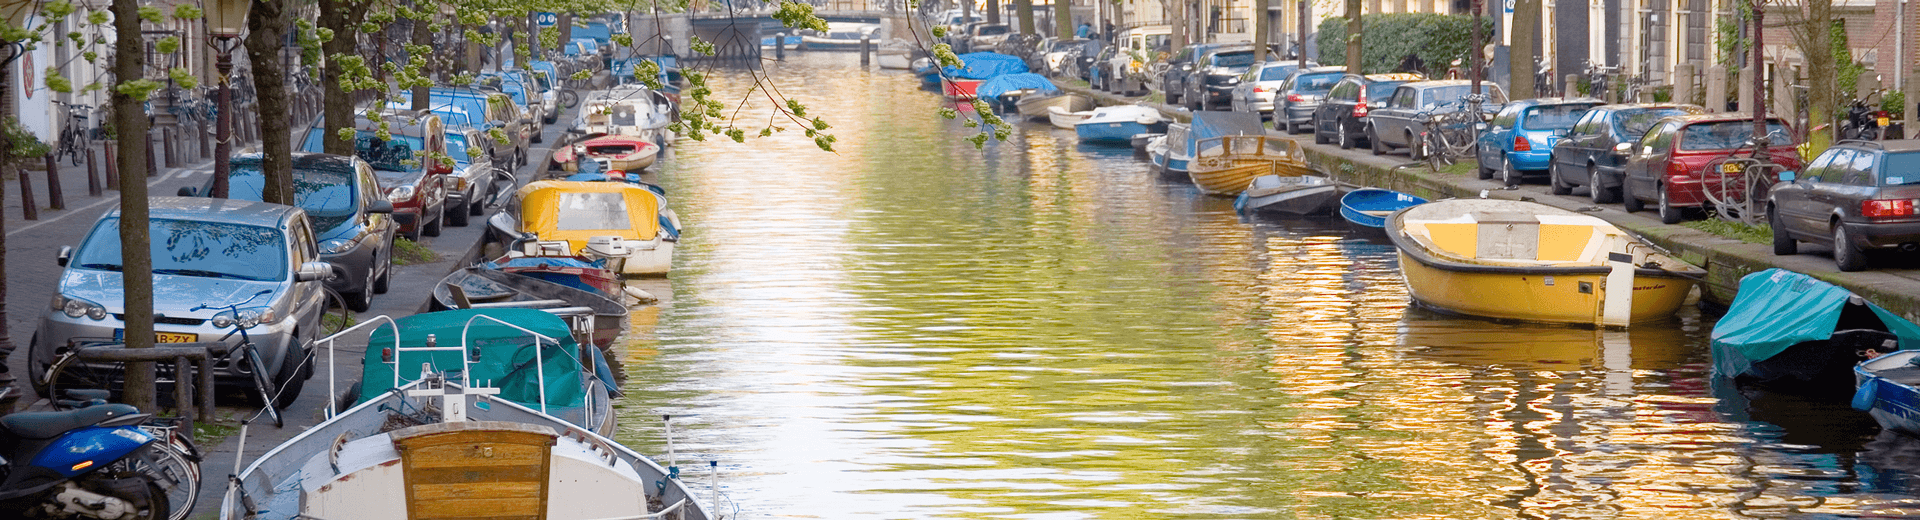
316;315;402;419
462;313;561;415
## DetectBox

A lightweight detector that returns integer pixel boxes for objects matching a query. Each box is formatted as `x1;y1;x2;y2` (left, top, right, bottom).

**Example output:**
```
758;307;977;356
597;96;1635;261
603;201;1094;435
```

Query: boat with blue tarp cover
1714;268;1920;395
1340;188;1429;230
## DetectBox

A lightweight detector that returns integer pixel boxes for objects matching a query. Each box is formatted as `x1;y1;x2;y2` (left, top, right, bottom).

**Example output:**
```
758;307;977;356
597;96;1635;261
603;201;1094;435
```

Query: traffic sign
535;12;558;27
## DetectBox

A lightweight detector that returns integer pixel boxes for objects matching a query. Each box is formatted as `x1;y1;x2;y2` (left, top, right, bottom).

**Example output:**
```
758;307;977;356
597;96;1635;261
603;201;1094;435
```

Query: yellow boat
1187;135;1313;196
490;180;678;276
1386;199;1703;327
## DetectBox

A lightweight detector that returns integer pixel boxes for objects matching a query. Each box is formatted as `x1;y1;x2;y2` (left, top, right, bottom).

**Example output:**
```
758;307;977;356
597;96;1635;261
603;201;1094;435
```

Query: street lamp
204;0;249;198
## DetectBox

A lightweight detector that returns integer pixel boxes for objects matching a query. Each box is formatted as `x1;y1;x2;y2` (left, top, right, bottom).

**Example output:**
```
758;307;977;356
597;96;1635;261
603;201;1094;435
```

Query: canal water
614;53;1920;519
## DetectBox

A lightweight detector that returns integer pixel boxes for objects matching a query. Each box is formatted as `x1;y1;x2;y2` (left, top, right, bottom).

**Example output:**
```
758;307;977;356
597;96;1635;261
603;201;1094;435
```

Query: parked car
1769;140;1920;271
180;153;398;312
1274;66;1347;134
393;88;530;169
1621;114;1801;223
1311;72;1424;150
1544;103;1705;193
1087;44;1119;88
1042;38;1095;76
1159;42;1234;106
479;73;546;143
444;126;502;224
1095;42;1146;95
968;24;1014;52
29;197;334;407
1229;61;1316;120
1061;39;1103;80
1470;97;1602;189
1182;46;1261;111
1365;79;1506;157
299;109;453;240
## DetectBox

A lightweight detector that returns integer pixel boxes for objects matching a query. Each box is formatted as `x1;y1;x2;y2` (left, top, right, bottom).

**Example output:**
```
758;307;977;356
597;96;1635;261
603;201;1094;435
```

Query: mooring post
85;147;99;197
861;36;871;66
17;164;35;220
104;142;118;190
44;154;63;210
776;32;786;61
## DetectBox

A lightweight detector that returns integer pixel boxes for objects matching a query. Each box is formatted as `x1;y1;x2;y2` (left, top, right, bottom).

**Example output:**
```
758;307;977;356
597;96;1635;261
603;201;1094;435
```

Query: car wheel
1500;156;1522;186
1338;124;1355;149
1286;121;1302;135
531;130;544;144
1406;131;1424;160
270;341;309;409
1588;165;1617;203
1771;207;1798;256
403;221;421;242
422;206;444;237
1658;186;1683;224
1477;153;1496;180
1834;224;1867;271
26;333;47;397
1369;126;1386;155
1549;162;1573;195
447;199;470;227
1622;178;1645;212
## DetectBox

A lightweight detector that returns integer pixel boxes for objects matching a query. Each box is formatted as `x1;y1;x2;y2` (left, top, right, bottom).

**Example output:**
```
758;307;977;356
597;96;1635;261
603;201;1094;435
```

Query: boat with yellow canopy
488;180;678;277
1386;198;1702;327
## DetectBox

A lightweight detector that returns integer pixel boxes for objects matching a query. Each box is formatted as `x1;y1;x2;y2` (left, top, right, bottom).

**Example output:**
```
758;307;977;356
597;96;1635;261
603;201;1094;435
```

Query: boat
1188;135;1314;195
570;87;674;144
760;34;803;50
1148;123;1191;175
1130;132;1160;150
432;267;629;350
486;254;623;298
1016;91;1092;121
800;22;882;50
877;39;915;69
1386;198;1705;327
554;133;659;173
1233;175;1340;216
1048;106;1091;129
488;180;678;277
911;57;943;88
1075;105;1170;143
220;309;714;520
1854;349;1920;437
942;78;983;100
1339;188;1429;230
1714;268;1920;394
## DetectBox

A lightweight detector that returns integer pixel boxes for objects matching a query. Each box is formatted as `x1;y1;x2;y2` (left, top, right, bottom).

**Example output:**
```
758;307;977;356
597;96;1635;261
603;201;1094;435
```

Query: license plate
113;330;198;343
1879;117;1892;127
1720;163;1744;173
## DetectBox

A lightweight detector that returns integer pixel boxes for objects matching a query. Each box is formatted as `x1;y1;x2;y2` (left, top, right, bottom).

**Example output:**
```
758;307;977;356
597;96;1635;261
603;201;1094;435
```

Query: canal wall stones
1059;85;1920;324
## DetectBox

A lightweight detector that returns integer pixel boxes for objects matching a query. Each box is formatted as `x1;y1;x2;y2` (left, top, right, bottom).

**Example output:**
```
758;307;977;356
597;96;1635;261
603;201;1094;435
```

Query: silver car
30;197;334;406
1230;61;1317;120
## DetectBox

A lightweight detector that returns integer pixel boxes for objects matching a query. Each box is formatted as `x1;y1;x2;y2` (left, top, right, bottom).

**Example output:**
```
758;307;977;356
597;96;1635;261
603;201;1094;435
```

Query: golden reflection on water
605;53;1920;519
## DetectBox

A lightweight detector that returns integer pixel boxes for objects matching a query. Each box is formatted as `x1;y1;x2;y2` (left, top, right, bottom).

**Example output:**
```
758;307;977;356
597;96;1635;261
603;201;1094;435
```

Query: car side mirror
176;186;199;197
1778;171;1796;182
1614;143;1633;154
296;261;334;282
57;246;70;267
368;200;395;214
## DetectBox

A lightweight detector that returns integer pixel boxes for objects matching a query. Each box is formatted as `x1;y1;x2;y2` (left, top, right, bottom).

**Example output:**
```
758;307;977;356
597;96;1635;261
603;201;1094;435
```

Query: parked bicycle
1584;61;1617;101
1699;134;1790;225
51;100;91;166
37;350;204;520
192;289;293;428
1414;97;1488;171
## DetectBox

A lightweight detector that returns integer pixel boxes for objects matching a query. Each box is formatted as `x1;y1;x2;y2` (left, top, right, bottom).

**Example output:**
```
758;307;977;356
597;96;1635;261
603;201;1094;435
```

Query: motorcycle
1841;91;1888;141
0;388;170;519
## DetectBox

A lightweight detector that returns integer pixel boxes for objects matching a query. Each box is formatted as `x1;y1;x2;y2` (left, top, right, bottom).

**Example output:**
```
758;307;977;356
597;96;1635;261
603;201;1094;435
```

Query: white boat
1074;105;1170;143
877;39;915;69
1856;350;1920;437
801;22;882;50
570;86;675;149
1048;105;1092;129
219;309;716;520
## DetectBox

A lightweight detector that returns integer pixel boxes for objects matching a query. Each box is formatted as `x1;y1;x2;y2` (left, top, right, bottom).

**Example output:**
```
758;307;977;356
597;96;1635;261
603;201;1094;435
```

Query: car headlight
388;185;417;203
212;306;279;330
317;238;356;255
52;294;108;320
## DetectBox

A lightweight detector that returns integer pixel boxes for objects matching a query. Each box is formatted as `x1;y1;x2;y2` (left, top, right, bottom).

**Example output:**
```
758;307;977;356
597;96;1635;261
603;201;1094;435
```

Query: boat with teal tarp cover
1712;268;1920;395
356;308;619;434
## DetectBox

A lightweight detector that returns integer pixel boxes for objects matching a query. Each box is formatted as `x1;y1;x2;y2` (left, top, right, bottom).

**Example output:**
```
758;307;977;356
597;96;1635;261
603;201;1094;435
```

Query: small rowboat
556;133;659;173
1074;105;1168;143
1017;92;1093;121
1234;175;1339;216
1855;349;1920;437
1339;188;1428;230
1048;105;1092;129
943;78;983;100
433;267;628;350
486;254;623;299
1187;135;1313;196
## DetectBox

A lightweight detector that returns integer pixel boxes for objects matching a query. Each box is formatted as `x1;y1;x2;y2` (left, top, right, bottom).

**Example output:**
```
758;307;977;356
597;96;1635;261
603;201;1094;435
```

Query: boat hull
1049;107;1090;129
1076;120;1161;143
1235;175;1338;215
1189;162;1276;195
877;52;912;69
1188;135;1313;195
1395;252;1696;325
1017;93;1093;121
943;78;982;100
1339;189;1428;229
1720;328;1900;393
1857;351;1920;437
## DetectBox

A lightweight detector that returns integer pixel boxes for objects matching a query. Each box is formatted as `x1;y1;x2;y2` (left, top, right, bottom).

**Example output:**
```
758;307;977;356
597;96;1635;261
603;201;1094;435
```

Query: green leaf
136;6;162;24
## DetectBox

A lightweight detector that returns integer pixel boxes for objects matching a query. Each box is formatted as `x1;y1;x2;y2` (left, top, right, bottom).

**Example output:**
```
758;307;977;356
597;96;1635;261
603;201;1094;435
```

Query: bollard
861;36;871;66
44;154;63;210
17;164;35;220
85;147;100;197
199;118;210;159
104;142;118;190
146;133;158;177
776;32;786;61
1673;63;1695;106
1565;73;1579;98
1707;65;1729;112
162;128;179;168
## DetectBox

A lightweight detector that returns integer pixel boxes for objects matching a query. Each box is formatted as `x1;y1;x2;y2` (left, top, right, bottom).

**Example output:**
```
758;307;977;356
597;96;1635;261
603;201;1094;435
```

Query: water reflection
606;52;1920;519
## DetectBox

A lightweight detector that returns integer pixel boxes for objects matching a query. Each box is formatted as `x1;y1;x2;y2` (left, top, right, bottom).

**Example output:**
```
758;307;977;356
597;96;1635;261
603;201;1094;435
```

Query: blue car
1474;97;1603;186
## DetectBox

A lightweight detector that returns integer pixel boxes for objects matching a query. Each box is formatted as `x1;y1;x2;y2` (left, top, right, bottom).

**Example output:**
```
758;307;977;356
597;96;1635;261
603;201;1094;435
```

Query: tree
1253;0;1269;62
1052;0;1070;39
1345;0;1361;74
1014;0;1034;36
317;0;369;156
110;0;154;411
1783;0;1835;154
247;0;293;205
1509;0;1538;99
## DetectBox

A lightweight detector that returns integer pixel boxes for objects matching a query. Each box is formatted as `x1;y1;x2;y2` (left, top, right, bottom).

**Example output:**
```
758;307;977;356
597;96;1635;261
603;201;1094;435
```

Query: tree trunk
1805;0;1834;153
0;63;14;414
1053;0;1071;38
1254;0;1270;62
1509;0;1539;100
410;15;431;111
987;0;1001;25
1016;0;1035;35
1345;0;1362;73
111;0;153;411
318;0;366;156
247;0;293;205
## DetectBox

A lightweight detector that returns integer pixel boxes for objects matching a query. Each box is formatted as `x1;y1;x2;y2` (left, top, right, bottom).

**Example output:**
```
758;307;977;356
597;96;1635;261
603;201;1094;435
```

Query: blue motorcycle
0;387;171;520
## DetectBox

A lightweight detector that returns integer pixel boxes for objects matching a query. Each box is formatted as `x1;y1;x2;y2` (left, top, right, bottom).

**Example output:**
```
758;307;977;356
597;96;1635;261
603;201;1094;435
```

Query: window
1614;109;1689;139
1521;104;1595;131
1492;105;1521;128
1570;111;1600;135
73;218;289;282
1293;73;1343;93
1677;121;1790;151
291;221;315;264
1641;122;1679;153
1845;149;1878;186
1391;87;1416;108
555;192;632;231
1878;152;1920;185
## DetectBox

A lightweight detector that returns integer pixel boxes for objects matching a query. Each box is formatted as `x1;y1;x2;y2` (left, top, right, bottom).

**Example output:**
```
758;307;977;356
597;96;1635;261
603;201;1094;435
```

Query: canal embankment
1062;84;1920;321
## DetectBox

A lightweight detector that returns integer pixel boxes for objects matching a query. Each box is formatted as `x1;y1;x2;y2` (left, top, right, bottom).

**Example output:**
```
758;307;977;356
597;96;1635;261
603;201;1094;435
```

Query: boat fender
1853;379;1879;411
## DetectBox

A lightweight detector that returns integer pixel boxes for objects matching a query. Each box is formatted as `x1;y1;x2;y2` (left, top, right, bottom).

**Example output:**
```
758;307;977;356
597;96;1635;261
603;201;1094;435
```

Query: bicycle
1414;99;1485;171
1584;61;1617;101
38;353;203;520
192;289;291;428
52;100;90;166
1699;134;1790;225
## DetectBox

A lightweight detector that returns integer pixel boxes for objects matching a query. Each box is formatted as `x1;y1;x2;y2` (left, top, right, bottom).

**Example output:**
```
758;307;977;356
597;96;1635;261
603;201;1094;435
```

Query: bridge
628;3;927;61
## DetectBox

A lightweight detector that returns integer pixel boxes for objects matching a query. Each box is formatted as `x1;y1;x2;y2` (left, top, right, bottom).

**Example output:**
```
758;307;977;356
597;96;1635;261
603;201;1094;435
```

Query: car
1183;46;1262;111
1273;66;1346;134
1543;103;1705;197
1229;61;1317;120
300;109;453;240
1364;79;1506;158
1087;44;1119;88
1620;113;1801;224
180;153;399;312
444;126;502;224
947;21;988;53
479;73;546;142
1042;38;1094;76
396;87;532;169
1311;72;1424;150
1063;40;1104;81
1465;98;1601;188
29;197;334;408
1159;42;1234;106
967;24;1014;52
1096;42;1146;95
1770;140;1920;271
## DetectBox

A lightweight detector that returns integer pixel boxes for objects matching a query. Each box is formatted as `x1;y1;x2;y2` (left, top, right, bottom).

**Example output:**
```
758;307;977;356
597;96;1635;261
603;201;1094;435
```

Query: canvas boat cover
1190;111;1266;142
975;73;1058;100
358;309;613;408
517;180;665;251
944;52;1029;80
1712;268;1920;373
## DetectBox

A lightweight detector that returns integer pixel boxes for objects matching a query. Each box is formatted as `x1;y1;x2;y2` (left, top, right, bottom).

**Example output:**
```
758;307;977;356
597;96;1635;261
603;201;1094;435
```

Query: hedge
1316;13;1493;76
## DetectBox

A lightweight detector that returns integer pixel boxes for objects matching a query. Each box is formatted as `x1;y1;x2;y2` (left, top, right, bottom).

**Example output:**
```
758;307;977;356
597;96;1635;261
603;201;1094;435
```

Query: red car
1620;114;1802;223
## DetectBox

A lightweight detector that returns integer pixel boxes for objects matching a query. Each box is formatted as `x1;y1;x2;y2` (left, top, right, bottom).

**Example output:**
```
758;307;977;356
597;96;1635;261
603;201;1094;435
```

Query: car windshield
1522;105;1594;131
1211;52;1256;68
228;163;358;232
1613;108;1695;138
1258;65;1298;81
72;217;288;281
1421;85;1507;106
355;134;427;171
1293;72;1342;93
1678;121;1791;151
1365;81;1406;100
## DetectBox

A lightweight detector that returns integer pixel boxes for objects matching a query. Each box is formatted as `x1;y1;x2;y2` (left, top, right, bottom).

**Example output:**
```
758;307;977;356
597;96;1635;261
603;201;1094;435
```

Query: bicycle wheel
130;440;199;520
43;348;125;409
240;344;284;428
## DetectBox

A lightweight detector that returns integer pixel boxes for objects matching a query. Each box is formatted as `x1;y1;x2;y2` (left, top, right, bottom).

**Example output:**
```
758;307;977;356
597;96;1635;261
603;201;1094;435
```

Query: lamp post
204;0;249;198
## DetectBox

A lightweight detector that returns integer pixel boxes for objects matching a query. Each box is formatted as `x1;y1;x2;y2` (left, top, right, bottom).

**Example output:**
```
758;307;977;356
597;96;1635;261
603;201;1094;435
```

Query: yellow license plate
156;332;197;343
1720;163;1744;173
1879;117;1892;127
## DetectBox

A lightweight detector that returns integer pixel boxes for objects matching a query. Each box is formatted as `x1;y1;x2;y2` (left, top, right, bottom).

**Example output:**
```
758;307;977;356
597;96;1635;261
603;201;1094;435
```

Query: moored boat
1048;105;1092;129
488;180;678;276
432;267;629;349
1340;188;1429;230
1386;198;1704;327
1854;349;1920;436
1131;132;1160;150
485;254;623;298
877;39;915;69
1016;91;1092;121
760;34;802;50
1148;123;1191;175
942;77;983;100
555;133;659;173
1075;105;1169;143
1234;175;1339;216
800;22;881;50
1187;134;1312;195
1714;268;1920;394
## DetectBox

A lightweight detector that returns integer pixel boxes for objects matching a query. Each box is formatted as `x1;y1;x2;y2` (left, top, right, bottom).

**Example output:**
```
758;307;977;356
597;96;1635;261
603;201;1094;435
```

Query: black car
1545;103;1705;190
1183;47;1259;111
1311;73;1423;150
1159;42;1234;106
1770;140;1920;271
181;153;398;311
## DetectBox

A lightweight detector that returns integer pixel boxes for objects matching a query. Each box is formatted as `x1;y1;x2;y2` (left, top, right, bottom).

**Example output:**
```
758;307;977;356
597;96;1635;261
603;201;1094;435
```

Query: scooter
1841;92;1887;141
0;387;169;519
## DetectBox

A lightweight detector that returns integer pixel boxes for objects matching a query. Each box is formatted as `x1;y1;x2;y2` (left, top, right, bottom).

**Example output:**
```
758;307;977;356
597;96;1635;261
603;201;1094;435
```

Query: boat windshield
556;192;633;231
